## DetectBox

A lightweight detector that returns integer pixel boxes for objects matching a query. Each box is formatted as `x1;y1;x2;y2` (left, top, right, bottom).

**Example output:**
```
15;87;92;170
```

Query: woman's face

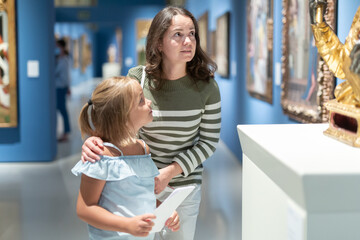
159;14;196;66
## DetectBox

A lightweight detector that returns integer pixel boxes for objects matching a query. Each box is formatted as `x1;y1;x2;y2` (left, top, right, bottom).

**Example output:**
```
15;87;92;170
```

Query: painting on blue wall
246;0;273;104
216;12;230;78
209;30;216;62
72;38;80;69
198;11;208;54
136;19;152;66
78;34;92;73
0;0;17;127
281;0;337;123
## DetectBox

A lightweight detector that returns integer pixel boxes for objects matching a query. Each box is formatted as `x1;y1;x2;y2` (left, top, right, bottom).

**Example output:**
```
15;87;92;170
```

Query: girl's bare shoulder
136;139;150;155
102;145;122;157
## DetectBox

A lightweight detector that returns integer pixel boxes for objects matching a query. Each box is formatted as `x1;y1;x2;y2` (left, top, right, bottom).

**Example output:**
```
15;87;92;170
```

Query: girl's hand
126;214;156;237
165;211;180;232
81;136;104;163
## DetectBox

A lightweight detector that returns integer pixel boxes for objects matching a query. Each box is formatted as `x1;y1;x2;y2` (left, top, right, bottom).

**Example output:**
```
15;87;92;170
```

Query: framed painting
136;19;152;66
209;30;216;62
281;0;337;123
216;12;230;78
198;11;208;54
63;36;71;54
72;38;79;69
80;34;87;73
116;27;122;66
246;0;274;103
84;42;92;68
0;0;17;127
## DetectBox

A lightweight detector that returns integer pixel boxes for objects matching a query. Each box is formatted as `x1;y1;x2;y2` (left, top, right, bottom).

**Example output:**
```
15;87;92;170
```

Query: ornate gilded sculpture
310;0;360;147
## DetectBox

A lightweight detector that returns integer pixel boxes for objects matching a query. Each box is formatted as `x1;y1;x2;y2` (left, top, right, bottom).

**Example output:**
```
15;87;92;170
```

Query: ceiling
54;0;171;7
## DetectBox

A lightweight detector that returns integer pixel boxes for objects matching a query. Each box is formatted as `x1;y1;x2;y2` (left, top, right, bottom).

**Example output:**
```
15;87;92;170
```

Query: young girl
72;76;180;239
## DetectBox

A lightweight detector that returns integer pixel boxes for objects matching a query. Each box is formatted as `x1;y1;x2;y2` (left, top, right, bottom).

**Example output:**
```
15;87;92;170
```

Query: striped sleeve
173;81;221;177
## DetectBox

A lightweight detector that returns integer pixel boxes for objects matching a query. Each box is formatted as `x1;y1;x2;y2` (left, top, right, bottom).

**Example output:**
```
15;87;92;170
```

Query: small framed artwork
80;34;87;73
72;38;79;69
246;0;274;103
216;12;230;78
0;0;17;127
281;0;337;123
136;19;152;66
209;30;216;62
116;27;123;66
84;42;92;68
198;11;208;54
63;36;71;54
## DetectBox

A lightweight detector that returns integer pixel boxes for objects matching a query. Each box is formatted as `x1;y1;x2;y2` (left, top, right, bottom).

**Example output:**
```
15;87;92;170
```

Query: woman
81;6;221;240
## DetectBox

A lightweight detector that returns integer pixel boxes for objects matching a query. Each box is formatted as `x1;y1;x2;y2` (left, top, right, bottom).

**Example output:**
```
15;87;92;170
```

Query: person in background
72;76;180;239
55;38;71;142
81;6;221;240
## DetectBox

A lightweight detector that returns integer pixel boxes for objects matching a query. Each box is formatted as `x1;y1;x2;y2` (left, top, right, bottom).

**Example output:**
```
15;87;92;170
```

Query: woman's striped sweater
128;66;221;187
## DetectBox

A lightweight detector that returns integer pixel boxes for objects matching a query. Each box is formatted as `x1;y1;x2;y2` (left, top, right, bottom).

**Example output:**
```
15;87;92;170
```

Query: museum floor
0;79;243;240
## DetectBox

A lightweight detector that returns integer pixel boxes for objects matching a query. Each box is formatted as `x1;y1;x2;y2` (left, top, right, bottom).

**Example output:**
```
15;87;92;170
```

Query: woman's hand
81;136;104;163
154;163;182;194
126;214;156;237
165;211;180;232
154;169;172;194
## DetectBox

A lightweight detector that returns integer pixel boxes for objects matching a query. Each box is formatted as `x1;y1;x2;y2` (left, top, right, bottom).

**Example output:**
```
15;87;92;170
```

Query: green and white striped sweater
128;66;221;187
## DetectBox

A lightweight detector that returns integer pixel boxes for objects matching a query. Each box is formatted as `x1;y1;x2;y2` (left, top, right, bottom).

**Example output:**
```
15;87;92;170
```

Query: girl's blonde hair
78;76;138;146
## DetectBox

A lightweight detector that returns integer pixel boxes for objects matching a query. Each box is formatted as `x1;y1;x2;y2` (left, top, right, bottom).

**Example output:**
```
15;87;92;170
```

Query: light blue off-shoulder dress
72;141;159;240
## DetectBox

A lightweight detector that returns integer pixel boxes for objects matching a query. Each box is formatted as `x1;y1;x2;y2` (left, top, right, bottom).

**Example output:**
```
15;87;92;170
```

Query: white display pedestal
237;124;360;240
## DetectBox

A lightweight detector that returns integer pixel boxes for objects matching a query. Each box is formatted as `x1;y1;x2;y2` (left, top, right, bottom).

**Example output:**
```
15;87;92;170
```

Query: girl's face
128;82;153;130
159;14;196;67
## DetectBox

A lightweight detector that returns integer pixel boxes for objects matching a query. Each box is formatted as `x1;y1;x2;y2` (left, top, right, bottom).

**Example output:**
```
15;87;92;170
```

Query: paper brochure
150;185;195;233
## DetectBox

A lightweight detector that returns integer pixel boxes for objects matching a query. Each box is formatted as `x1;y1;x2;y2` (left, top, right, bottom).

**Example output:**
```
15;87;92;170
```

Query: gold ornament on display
310;0;360;147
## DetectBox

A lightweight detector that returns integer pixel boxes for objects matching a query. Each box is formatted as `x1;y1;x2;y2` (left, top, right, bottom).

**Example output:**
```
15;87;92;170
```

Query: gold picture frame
281;0;337;123
246;0;274;103
216;12;230;78
0;0;17;127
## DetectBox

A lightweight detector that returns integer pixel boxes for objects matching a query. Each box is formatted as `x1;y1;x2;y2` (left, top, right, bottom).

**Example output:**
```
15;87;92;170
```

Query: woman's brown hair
145;6;217;90
78;76;138;146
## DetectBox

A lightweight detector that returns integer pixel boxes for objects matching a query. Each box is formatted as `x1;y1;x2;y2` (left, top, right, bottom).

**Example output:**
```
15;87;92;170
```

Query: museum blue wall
0;0;57;161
